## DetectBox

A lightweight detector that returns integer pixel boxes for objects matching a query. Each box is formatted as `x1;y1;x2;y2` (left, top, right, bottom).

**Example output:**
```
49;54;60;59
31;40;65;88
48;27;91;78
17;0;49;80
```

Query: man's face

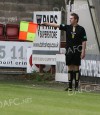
70;16;77;25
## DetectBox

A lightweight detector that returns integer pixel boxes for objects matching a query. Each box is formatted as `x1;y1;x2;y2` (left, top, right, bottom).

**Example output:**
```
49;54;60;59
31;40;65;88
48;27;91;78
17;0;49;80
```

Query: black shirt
59;24;87;54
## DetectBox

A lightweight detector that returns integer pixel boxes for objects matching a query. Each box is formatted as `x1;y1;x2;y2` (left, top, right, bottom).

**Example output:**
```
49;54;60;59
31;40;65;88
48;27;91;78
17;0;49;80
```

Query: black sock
73;71;80;89
68;71;73;89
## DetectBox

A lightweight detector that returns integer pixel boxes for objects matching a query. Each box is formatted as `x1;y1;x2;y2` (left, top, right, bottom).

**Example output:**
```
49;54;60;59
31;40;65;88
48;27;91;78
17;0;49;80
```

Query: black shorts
65;53;81;66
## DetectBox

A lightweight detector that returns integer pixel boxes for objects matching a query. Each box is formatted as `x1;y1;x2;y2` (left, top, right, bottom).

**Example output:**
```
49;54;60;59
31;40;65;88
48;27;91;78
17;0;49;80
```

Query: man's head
70;13;79;25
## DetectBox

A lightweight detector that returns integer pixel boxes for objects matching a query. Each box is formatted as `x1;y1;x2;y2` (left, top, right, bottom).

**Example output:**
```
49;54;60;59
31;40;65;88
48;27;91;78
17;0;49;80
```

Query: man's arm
41;22;60;28
81;41;86;59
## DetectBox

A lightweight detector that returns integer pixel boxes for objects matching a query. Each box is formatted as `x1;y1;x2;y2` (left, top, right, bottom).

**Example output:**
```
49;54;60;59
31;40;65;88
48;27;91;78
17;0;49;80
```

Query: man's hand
40;22;48;26
40;22;60;28
81;50;85;59
81;41;86;59
38;22;47;26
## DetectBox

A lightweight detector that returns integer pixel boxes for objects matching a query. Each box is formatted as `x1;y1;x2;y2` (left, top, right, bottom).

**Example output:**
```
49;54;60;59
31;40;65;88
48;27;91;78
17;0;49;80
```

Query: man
41;13;87;91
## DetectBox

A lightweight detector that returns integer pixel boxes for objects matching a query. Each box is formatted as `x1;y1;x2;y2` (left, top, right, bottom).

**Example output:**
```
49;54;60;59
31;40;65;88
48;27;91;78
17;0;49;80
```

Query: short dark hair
71;13;79;22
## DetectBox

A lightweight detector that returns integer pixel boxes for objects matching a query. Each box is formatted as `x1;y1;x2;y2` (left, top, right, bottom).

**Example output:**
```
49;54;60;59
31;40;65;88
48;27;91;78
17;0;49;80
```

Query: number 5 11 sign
0;41;33;68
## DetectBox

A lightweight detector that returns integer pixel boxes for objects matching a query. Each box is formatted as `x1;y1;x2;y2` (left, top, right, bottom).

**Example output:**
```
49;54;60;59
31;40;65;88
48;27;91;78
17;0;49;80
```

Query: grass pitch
0;81;100;115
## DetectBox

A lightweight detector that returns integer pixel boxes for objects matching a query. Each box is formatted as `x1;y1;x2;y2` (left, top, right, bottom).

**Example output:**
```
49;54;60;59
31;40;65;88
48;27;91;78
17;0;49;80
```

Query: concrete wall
92;0;100;50
92;0;100;29
67;0;100;55
0;0;65;24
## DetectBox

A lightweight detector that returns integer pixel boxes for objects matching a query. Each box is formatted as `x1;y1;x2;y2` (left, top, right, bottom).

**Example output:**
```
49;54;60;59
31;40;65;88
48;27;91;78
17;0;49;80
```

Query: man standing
42;13;87;91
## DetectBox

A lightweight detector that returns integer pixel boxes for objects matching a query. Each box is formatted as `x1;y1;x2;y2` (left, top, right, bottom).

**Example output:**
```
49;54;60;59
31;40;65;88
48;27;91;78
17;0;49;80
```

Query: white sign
32;54;56;65
0;41;33;68
33;11;61;51
56;54;100;82
27;48;39;73
32;11;61;65
55;54;68;82
27;48;52;73
81;60;100;77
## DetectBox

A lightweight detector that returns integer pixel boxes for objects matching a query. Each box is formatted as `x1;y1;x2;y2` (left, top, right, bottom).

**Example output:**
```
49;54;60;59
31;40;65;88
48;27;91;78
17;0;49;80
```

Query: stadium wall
0;0;65;24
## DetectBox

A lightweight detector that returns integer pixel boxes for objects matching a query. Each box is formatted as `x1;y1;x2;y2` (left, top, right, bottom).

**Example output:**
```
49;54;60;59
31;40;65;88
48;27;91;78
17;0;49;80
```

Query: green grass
0;82;100;115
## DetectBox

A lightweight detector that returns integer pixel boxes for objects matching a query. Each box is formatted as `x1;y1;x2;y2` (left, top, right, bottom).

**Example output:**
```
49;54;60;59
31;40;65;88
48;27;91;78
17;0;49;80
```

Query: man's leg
73;66;80;90
65;65;74;91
